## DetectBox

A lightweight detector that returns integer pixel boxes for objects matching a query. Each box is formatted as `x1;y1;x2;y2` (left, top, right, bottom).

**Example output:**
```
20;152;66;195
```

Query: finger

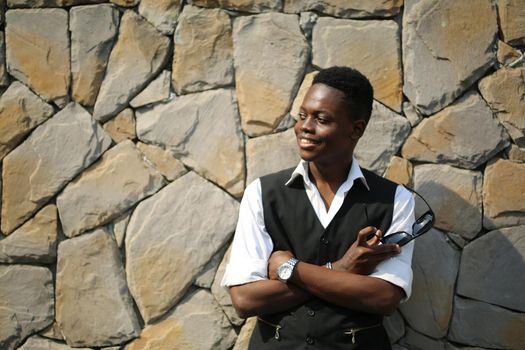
357;226;378;245
368;243;401;255
366;229;382;246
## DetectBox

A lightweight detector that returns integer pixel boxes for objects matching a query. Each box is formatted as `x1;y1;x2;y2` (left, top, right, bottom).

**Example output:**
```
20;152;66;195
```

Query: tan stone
497;40;522;66
71;4;119;107
284;0;402;18
401;92;509;169
290;71;318;119
39;321;64;341
172;5;233;95
479;67;525;147
402;101;423;127
403;0;497;115
498;0;525;45
232;317;256;350
103;108;136;143
139;0;181;35
1;102;112;234
384;156;413;187
136;89;245;197
110;0;138;7
194;244;227;289
56;228;140;347
0;265;54;350
18;336;92;350
0;32;8;86
5;9;69;106
188;0;281;12
0;81;54;160
57;140;165;238
507;144;525;162
136;142;187;182
129;70;171;108
125;172;239;322
93;11;170;122
483;159;525;229
0;204;56;263
112;210;131;248
246;128;300;185
7;0;105;6
233;13;308;136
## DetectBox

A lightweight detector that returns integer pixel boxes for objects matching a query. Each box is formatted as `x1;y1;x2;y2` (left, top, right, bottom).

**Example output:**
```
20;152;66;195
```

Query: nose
300;115;314;133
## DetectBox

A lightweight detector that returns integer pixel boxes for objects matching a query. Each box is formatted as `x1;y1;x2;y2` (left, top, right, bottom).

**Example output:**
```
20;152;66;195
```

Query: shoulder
361;168;398;193
259;167;296;189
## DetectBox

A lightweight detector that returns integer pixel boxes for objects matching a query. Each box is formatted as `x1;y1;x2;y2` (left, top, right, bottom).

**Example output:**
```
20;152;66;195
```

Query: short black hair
312;66;374;123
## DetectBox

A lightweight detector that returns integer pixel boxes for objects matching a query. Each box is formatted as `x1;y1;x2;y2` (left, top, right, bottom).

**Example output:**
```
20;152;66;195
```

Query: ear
349;119;367;140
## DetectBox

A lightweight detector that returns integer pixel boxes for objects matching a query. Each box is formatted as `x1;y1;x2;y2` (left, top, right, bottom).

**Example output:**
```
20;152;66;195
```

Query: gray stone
0;32;8;86
299;12;317;39
71;4;119;107
507;144;525;162
483;159;525;229
449;297;525;349
246;128;300;185
403;0;498;115
5;9;70;106
399;229;460;339
0;81;54;160
56;227;140;347
0;204;57;263
138;0;182;35
111;210;131;248
189;0;281;12
125;172;239;322
1;102;112;235
458;226;525;312
401;91;509;169
354;101;411;175
136;142;187;182
497;0;525;46
479;68;525;147
194;244;227;289
93;11;170;122
102;108;136;143
313;17;402;112
7;0;106;6
233;13;308;136
413;164;482;239
110;0;139;7
0;265;54;350
39;321;63;341
232;317;256;350
400;328;447;350
284;0;402;18
290;71;317;120
383;310;405;343
57;140;165;238
129;70;171;108
136;89;245;197
18;336;92;350
402;101;423;127
172;5;233;95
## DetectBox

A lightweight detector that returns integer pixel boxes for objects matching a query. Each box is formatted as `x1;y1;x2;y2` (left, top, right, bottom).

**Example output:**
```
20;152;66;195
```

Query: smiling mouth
298;136;321;145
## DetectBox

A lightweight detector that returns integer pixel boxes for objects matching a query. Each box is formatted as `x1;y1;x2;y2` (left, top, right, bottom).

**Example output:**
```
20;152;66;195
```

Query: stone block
284;0;402;18
188;0;281;12
194;244;227;289
0;32;8;86
111;210;131;248
384;156;413;187
383;310;405;343
507;144;525;162
139;0;182;35
497;0;525;45
290;71;317;119
18;336;92;350
102;108;136;143
130;70;171;108
497;40;522;66
232;317;256;350
110;0;139;7
400;327;447;350
136;142;187;182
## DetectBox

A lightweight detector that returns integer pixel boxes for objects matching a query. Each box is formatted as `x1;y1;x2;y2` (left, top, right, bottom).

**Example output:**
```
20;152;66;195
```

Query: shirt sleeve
221;178;274;287
369;185;415;301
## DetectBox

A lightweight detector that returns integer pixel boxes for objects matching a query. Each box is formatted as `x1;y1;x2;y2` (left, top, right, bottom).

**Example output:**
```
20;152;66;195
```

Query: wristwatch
277;258;299;283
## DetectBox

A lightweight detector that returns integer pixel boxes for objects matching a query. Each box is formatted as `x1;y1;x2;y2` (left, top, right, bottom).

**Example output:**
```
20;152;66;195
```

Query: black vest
249;167;397;350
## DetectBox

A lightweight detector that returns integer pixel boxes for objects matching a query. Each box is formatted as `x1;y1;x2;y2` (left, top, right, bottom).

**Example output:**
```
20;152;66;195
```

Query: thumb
357;226;378;245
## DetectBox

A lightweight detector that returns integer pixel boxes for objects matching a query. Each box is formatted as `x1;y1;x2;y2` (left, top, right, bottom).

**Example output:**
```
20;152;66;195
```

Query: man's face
294;83;364;165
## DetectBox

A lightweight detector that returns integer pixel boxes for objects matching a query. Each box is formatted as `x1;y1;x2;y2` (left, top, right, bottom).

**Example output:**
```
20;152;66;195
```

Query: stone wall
0;0;524;349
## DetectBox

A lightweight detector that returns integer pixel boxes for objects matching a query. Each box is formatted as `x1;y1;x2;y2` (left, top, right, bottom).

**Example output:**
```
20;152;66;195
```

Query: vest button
321;236;329;244
306;336;315;345
306;308;315;317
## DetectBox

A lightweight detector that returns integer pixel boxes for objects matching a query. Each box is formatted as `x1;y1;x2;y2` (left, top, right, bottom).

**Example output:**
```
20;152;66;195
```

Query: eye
316;116;329;124
298;112;307;120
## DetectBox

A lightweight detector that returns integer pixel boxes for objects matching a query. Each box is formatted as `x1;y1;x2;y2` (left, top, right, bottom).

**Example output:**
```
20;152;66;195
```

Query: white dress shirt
222;158;415;300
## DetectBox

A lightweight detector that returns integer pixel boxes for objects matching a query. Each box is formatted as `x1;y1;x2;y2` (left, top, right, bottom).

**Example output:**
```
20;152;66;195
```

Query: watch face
278;264;293;280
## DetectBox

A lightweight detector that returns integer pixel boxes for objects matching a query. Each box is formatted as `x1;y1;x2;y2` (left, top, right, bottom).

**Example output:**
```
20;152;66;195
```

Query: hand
268;250;294;280
332;226;400;275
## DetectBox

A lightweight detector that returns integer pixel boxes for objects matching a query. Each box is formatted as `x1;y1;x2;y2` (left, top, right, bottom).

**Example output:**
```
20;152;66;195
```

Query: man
222;66;415;349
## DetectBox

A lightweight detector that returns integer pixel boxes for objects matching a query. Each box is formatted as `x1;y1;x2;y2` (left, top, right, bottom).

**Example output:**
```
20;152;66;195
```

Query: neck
309;158;353;189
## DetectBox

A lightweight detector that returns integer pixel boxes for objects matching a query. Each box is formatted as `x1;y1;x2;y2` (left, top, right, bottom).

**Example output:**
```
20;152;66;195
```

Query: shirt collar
285;157;370;192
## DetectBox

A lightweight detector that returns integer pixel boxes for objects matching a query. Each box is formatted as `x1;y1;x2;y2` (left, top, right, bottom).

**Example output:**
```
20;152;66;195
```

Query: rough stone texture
354;101;411;174
110;0;139;7
413;164;482;239
483;159;525;230
246;128;300;184
384;156;413;188
457;226;525;312
129;70;171;108
0;32;8;86
401;328;447;350
57;140;165;238
497;40;522;66
507;144;525;162
0;204;57;263
1;103;112;235
125;172;239;322
7;0;106;6
284;0;402;18
136;89;245;197
211;246;244;326
93;11;170;122
0;81;54;160
497;0;525;46
403;0;497;115
71;4;119;107
172;6;233;95
401;91;509;169
112;210;131;248
449;297;525;349
290;71;317;119
299;11;317;39
139;0;181;35
194;244;227;289
56;227;140;347
479;68;525;147
102;108;136;143
39;321;63;341
189;0;281;12
0;265;54;350
399;229;460;338
136;142;187;182
233;13;308;136
5;9;69;106
233;317;256;350
18;336;92;350
402;101;423;127
383;310;405;343
313;18;402;112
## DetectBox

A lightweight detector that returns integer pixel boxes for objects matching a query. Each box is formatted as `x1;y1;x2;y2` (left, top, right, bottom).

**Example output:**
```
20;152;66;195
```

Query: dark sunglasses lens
382;232;411;246
413;212;434;235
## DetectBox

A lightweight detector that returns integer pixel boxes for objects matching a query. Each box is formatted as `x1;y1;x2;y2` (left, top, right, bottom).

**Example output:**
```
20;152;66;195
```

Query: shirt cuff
220;259;268;288
369;260;413;302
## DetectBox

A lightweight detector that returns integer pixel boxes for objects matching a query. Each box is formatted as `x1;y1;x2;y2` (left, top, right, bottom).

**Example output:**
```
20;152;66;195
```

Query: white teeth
300;138;319;145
